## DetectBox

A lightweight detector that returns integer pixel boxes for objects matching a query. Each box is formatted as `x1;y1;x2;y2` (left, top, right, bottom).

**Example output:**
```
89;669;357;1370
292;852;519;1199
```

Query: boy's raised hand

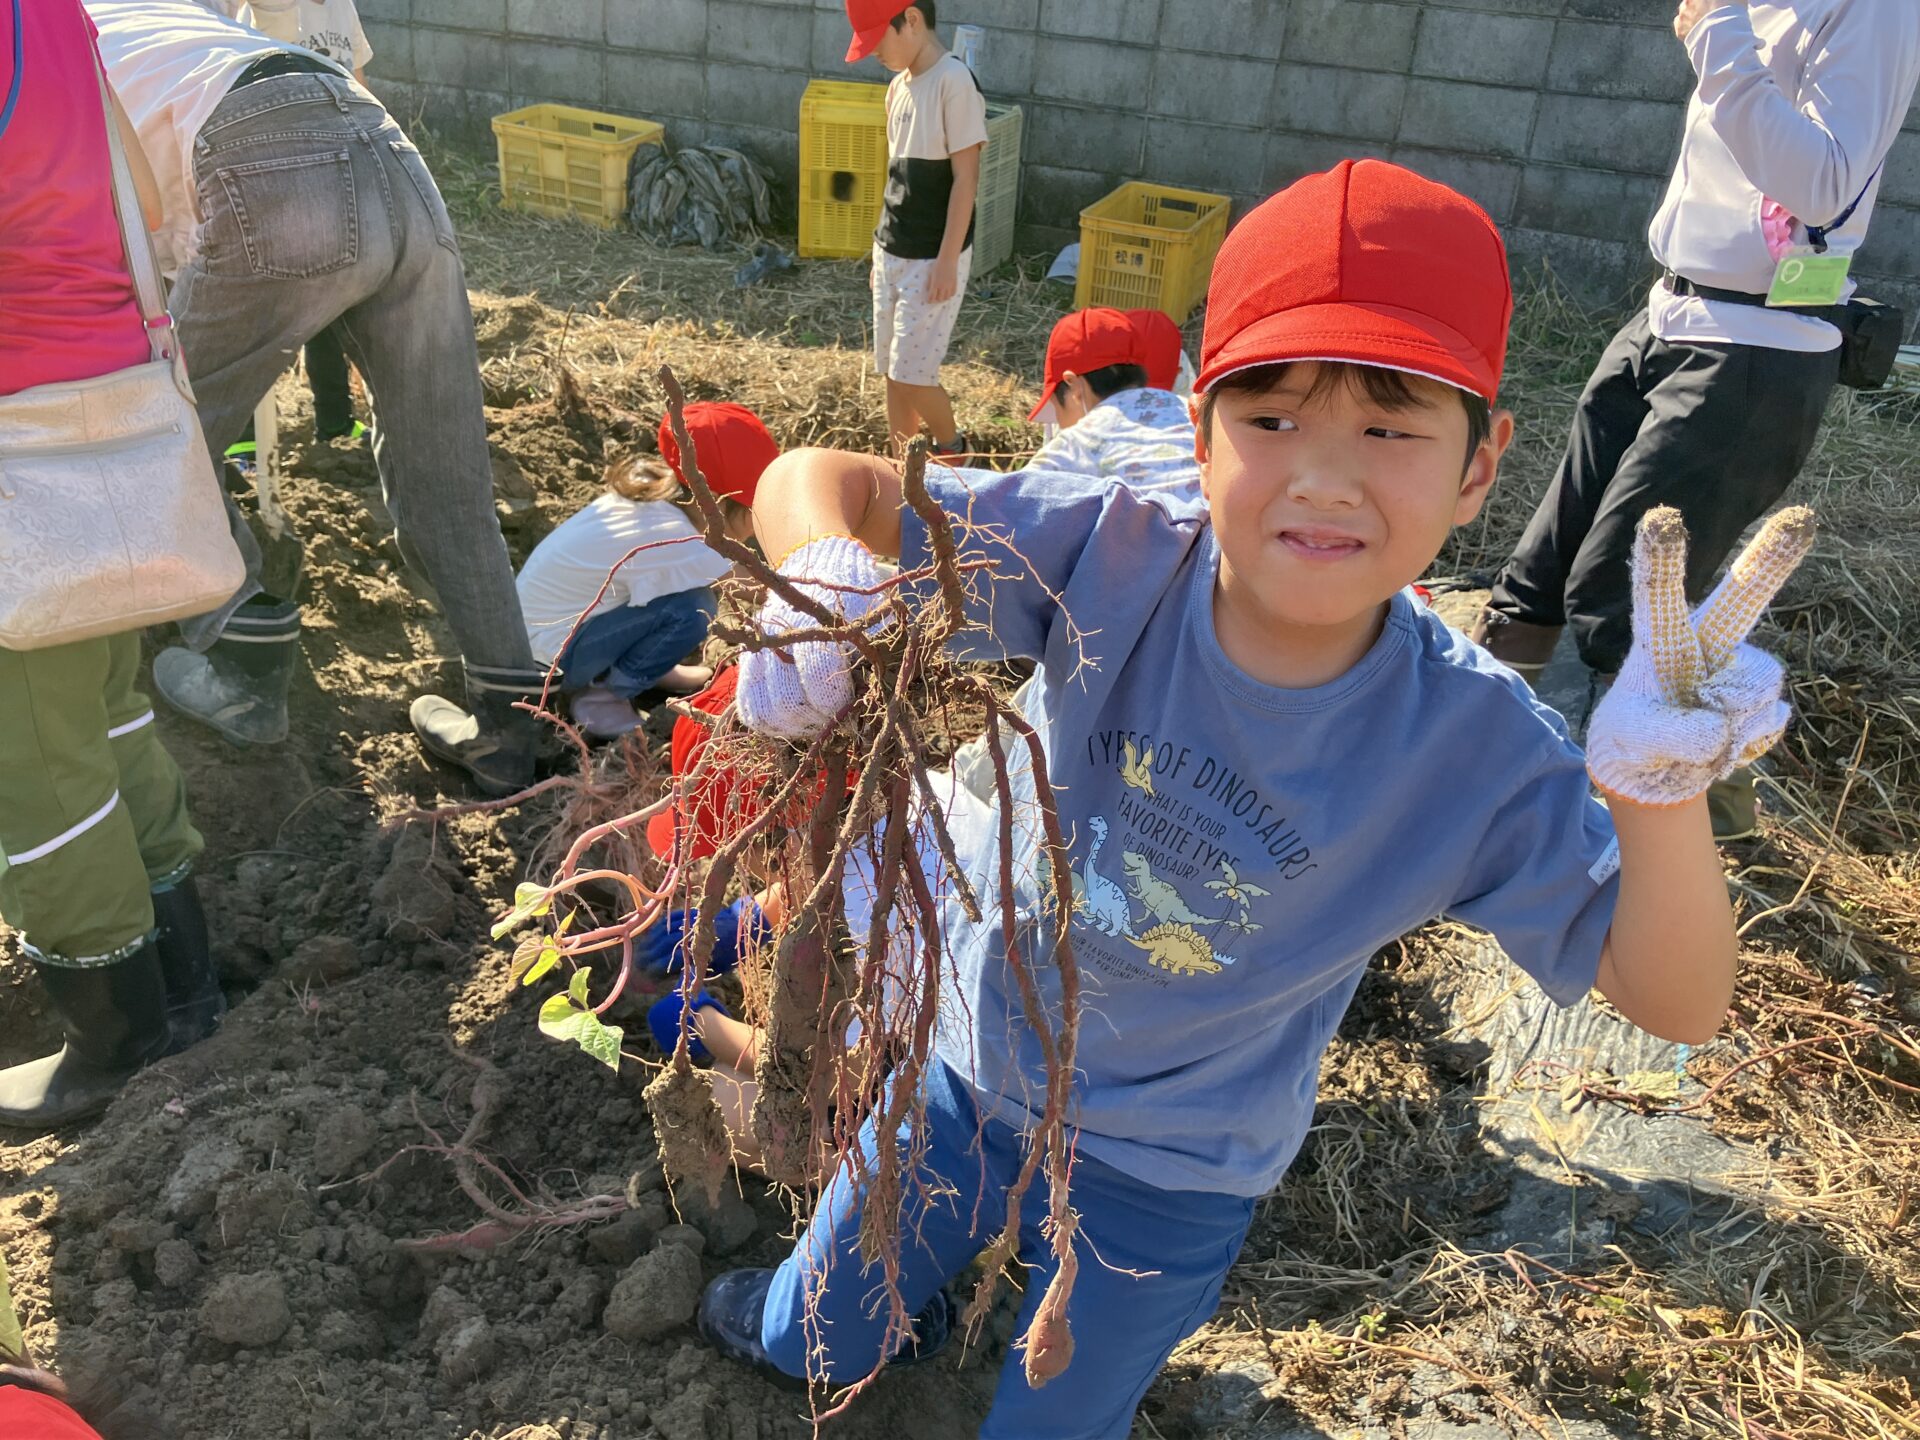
736;535;887;737
1586;505;1816;807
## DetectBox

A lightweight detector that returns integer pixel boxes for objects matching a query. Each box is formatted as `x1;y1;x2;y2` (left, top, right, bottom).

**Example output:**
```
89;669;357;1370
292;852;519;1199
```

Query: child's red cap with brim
845;0;910;60
1127;308;1186;392
657;402;779;507
1194;159;1511;404
1029;307;1147;424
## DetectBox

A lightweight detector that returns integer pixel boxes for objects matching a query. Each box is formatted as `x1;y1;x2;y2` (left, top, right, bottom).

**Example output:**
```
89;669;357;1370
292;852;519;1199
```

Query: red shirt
0;0;149;396
0;1385;108;1440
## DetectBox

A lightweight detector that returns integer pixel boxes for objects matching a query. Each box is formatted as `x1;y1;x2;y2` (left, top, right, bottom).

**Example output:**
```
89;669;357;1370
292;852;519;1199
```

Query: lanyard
1806;165;1883;254
0;0;21;143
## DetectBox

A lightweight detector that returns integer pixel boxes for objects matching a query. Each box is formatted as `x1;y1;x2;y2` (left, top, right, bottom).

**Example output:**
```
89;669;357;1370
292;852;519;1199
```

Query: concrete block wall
365;0;1920;309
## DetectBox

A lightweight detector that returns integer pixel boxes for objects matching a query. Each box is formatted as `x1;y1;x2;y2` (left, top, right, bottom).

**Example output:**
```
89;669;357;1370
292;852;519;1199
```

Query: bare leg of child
654;663;714;696
695;1008;758;1073
885;379;923;454
887;379;960;449
710;1064;767;1175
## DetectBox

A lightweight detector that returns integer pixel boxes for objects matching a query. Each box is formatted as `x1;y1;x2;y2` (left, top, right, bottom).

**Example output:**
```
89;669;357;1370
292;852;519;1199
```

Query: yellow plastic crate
800;81;889;259
1075;182;1232;322
798;79;1022;269
492;103;664;230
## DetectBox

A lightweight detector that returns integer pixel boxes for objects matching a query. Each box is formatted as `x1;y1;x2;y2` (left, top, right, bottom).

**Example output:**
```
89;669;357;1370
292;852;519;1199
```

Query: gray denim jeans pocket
386;137;460;254
212;150;360;279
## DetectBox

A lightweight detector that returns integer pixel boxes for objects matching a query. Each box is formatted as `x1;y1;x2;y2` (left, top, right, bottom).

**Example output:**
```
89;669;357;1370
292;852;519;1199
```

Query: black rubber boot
410;664;545;799
1708;766;1760;842
1469;607;1563;691
696;1268;954;1389
0;943;171;1128
152;595;302;745
151;873;225;1051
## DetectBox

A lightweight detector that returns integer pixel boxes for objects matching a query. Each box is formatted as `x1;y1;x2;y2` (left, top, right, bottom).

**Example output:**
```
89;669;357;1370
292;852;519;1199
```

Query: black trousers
1488;309;1836;673
305;323;355;437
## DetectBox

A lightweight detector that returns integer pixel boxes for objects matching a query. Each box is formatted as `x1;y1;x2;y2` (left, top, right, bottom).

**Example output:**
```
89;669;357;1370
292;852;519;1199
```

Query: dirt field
1;140;1916;1440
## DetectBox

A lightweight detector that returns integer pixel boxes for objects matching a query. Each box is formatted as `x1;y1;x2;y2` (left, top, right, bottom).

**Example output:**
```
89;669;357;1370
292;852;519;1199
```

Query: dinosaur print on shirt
1066;728;1316;981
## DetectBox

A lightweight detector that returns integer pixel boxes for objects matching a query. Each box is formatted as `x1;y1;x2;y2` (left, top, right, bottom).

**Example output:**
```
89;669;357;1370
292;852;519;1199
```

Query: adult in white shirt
88;0;546;798
1473;0;1920;834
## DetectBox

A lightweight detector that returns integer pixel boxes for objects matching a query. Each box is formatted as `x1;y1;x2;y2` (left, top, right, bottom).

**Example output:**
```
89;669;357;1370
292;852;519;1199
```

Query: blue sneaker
697;1268;955;1387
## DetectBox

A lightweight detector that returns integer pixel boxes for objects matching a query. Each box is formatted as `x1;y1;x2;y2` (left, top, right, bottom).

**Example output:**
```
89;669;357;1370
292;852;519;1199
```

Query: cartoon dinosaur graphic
1119;738;1156;797
1076;817;1134;936
1122;851;1226;927
1127;923;1233;976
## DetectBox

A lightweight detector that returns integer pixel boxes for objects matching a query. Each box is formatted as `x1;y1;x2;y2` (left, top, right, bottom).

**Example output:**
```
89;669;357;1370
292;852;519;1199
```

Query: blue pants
555;588;716;698
761;1059;1257;1439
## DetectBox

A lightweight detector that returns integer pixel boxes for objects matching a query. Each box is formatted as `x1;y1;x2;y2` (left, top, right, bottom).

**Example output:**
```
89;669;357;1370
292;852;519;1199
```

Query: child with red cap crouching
636;665;951;1175
1027;307;1198;492
515;403;775;738
693;159;1807;1436
1128;306;1197;397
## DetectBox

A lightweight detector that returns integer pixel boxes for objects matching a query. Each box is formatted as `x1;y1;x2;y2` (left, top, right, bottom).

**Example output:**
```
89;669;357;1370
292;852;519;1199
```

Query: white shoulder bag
0;15;245;652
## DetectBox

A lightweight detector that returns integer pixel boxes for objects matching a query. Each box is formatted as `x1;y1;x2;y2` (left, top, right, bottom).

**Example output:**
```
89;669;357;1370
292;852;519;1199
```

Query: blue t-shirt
903;468;1620;1197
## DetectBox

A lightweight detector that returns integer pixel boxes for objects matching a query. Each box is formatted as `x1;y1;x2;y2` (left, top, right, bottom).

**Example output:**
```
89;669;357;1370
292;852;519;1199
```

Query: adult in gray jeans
89;0;543;795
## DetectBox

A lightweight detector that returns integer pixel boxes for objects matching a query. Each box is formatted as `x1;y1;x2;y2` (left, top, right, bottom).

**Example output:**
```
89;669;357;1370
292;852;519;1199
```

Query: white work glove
736;535;886;739
1586;505;1815;806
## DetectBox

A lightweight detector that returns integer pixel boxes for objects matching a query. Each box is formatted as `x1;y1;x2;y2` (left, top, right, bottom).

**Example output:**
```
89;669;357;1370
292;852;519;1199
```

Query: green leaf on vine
519;938;560;989
537;989;580;1039
576;1016;625;1071
491;882;553;940
534;967;623;1071
508;933;543;986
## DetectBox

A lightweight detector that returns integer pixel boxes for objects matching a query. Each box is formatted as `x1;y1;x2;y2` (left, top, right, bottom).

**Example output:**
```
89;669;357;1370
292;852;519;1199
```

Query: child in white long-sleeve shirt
516;403;773;737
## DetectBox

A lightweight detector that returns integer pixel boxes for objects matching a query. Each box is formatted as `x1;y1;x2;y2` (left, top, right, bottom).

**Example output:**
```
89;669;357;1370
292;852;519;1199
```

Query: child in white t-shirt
516;404;774;737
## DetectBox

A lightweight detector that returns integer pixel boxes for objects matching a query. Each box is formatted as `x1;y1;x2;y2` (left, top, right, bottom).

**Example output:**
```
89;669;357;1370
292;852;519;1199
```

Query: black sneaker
697;1268;955;1388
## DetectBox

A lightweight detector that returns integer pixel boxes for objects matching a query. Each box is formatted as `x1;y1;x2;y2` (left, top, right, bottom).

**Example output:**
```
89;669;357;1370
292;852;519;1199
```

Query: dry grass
423;133;1920;1438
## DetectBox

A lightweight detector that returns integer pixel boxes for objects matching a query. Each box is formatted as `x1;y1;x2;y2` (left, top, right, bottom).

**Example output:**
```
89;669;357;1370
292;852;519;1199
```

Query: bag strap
92;55;175;366
1807;164;1884;254
1;0;23;143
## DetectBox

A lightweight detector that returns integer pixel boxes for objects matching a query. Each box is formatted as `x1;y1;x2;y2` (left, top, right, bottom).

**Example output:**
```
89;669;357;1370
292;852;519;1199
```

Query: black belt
232;51;343;91
1661;270;1773;308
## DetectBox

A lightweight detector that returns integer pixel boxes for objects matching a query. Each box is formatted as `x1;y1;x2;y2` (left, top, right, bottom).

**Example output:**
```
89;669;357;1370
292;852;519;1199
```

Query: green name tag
1766;253;1852;307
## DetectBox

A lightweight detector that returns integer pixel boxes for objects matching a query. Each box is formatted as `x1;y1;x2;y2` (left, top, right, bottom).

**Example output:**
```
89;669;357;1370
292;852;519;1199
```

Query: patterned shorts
871;243;972;387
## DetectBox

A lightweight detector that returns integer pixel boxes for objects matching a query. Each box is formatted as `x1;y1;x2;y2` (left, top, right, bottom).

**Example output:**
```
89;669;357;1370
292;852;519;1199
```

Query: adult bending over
89;0;548;795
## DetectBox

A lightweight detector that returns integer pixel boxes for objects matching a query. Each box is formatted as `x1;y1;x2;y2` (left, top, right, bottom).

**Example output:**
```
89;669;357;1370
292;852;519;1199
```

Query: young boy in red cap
1027;306;1198;491
697;160;1801;1436
515;402;774;738
1128;307;1196;396
846;0;987;459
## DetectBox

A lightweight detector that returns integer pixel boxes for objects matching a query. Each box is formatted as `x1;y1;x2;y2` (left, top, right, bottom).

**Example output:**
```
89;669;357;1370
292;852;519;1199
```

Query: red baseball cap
657;402;778;507
845;0;911;61
1128;309;1186;392
1194;159;1512;403
1029;308;1148;424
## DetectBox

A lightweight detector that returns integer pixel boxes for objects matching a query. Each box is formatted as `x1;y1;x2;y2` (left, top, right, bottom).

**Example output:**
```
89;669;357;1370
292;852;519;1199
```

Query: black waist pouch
1833;296;1904;390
